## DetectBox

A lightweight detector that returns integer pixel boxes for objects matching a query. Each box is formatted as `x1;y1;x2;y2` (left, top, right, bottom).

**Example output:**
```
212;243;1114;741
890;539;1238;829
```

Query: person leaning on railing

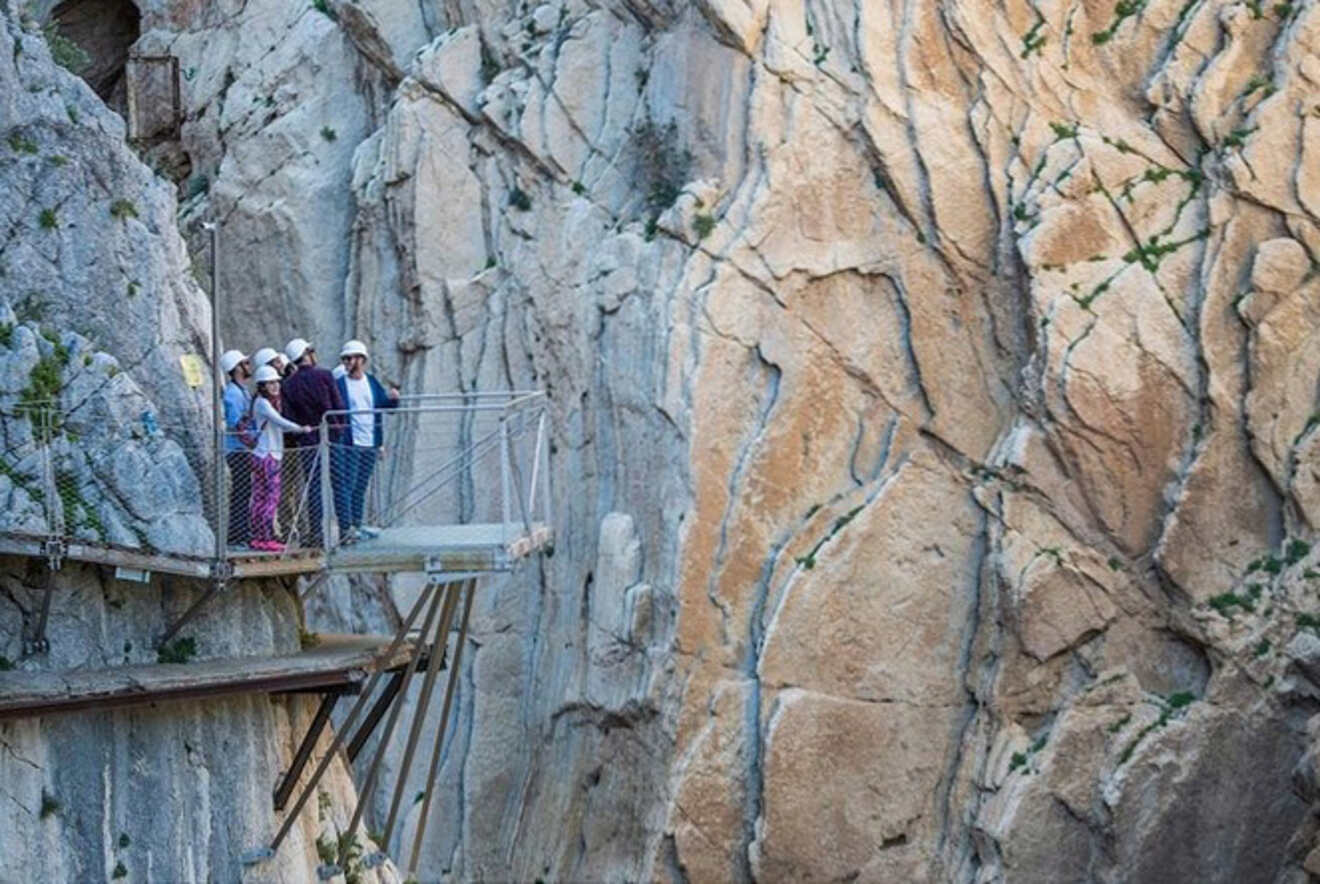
280;338;346;547
335;339;400;544
248;365;313;552
220;349;255;548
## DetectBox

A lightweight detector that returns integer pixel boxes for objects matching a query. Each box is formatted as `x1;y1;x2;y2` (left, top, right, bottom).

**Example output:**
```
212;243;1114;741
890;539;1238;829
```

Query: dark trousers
335;446;378;530
225;451;252;545
296;446;326;547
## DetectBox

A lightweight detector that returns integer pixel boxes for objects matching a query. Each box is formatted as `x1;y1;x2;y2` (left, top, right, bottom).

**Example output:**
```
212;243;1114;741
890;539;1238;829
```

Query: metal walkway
0;391;553;879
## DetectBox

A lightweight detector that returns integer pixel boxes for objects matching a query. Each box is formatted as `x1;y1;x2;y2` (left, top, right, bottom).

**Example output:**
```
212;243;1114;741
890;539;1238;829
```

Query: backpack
237;390;260;449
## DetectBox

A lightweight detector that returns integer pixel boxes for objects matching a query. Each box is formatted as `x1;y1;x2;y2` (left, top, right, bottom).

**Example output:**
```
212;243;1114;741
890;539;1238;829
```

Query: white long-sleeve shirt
252;397;302;459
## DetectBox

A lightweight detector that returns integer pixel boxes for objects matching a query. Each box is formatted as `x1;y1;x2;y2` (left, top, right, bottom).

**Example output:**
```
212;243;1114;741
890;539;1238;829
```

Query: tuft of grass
111;861;127;879
509;186;532;211
0;655;12;670
320;126;337;142
1092;0;1148;45
42;22;89;73
40;789;60;819
157;636;198;664
1166;691;1194;709
1107;713;1131;733
315;834;337;866
1020;15;1047;57
38;208;57;230
299;629;321;649
1208;591;1255;616
1008;751;1028;771
633;119;692;215
693;213;715;239
1254;638;1271;657
571;180;586;195
8;132;38;154
1286;539;1311;565
312;0;338;20
118;833;131;849
109;199;138;220
1296;613;1320;631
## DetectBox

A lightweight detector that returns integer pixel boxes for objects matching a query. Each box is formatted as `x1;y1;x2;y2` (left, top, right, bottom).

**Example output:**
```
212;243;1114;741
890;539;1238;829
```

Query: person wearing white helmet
335;339;400;541
251;346;289;378
279;337;345;547
247;365;313;552
219;348;254;546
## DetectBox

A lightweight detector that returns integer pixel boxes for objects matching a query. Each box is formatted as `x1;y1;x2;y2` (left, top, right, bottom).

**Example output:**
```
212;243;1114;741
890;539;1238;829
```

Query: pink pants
249;455;282;543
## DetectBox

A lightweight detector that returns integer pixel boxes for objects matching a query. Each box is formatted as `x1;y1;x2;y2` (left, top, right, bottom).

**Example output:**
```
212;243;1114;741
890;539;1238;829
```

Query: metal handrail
0;392;552;567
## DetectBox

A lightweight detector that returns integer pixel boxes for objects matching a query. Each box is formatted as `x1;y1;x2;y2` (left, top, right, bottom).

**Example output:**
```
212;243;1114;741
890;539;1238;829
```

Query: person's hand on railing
301;425;314;434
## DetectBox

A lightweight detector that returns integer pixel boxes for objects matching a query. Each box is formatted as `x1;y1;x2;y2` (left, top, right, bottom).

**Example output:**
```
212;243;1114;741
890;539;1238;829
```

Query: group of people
220;337;400;552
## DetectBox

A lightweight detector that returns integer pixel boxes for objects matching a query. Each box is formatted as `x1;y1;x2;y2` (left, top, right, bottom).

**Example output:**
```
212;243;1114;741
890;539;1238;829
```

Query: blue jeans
335;446;378;531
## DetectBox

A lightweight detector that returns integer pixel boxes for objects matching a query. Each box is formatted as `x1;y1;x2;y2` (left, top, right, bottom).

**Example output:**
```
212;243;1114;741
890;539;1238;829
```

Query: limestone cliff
7;0;1320;880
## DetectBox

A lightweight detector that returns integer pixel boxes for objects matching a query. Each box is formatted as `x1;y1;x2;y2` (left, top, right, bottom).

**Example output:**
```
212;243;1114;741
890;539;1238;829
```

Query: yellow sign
180;354;205;389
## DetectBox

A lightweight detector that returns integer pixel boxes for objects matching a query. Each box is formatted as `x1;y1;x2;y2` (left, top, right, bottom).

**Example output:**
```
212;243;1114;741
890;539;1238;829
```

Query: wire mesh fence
0;392;550;568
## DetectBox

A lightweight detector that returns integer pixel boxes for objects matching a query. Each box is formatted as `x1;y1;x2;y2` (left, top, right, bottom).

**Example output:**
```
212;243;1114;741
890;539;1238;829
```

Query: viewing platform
0;390;552;585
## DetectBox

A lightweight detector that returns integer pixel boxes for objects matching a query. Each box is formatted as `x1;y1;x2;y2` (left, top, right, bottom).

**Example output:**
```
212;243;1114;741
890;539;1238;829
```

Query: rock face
6;0;1320;879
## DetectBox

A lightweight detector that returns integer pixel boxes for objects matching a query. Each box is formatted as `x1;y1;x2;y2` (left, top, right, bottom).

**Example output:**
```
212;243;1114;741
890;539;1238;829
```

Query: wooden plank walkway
0;634;417;721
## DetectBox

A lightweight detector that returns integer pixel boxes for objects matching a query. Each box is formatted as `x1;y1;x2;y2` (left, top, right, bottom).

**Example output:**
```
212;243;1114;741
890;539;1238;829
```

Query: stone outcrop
6;0;1320;879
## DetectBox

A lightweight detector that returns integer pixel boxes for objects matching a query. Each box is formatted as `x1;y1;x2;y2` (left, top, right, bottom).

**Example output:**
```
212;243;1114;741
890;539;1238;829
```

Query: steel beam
273;692;341;811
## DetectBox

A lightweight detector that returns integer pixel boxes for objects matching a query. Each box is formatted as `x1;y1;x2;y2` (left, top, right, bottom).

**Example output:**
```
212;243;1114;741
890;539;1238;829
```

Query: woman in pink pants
248;365;311;552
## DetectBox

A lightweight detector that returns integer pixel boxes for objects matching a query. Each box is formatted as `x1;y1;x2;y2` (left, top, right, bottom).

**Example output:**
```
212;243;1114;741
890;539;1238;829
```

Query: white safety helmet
285;338;311;363
220;349;247;375
252;347;280;368
340;339;368;359
254;364;281;384
331;363;346;379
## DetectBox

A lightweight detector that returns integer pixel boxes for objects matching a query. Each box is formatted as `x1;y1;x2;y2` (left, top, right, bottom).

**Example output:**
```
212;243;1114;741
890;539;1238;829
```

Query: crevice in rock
46;0;140;112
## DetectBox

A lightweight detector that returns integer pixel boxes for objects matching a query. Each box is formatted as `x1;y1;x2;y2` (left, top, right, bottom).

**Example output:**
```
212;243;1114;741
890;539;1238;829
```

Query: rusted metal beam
407;578;477;876
379;582;461;849
336;585;447;868
273;692;340;811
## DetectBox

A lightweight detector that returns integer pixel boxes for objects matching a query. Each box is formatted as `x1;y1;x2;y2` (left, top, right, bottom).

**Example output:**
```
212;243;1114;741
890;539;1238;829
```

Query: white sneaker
358;525;381;539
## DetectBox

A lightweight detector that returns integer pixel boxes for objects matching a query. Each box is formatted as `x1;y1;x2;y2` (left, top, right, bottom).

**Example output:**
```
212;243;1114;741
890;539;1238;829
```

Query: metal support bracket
157;578;224;649
210;559;234;584
43;538;65;572
22;555;57;656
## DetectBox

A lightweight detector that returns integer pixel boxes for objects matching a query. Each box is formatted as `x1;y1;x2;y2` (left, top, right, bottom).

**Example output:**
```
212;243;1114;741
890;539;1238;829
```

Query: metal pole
379;582;460;849
337;583;446;868
204;222;226;568
320;422;332;552
406;578;476;877
500;416;511;547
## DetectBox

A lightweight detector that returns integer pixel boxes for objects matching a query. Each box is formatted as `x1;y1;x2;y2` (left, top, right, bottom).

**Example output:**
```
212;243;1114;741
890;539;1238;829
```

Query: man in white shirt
334;339;400;542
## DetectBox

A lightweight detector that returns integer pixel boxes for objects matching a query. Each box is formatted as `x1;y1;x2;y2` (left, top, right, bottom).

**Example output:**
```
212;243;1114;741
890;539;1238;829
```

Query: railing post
499;414;512;537
527;410;545;517
320;421;333;553
206;222;226;568
538;407;551;525
41;409;58;538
